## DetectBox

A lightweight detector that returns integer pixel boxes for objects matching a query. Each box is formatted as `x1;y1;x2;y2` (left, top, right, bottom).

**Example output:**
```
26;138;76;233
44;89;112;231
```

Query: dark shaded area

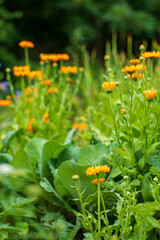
1;0;160;69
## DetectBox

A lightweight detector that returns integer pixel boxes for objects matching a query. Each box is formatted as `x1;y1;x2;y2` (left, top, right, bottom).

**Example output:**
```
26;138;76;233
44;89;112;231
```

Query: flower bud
5;67;11;73
72;174;79;180
123;175;129;180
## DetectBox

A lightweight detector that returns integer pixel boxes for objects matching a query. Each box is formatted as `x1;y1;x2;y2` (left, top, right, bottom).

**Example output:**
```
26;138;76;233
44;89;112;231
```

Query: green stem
21;77;25;93
109;94;120;147
97;174;101;239
144;101;151;163
76;181;93;235
130;78;135;167
6;70;15;99
24;47;29;66
150;59;153;88
100;191;108;226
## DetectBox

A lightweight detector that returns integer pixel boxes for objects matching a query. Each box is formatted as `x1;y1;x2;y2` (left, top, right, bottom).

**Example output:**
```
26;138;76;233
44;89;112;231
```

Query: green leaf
56;160;96;202
0;222;28;235
41;141;68;177
68;217;81;240
148;156;160;171
58;146;82;165
0;153;13;163
0;231;8;240
25;137;47;162
147;216;160;229
64;129;75;145
78;143;109;166
40;177;73;212
147;142;160;153
130;201;160;213
130;179;140;186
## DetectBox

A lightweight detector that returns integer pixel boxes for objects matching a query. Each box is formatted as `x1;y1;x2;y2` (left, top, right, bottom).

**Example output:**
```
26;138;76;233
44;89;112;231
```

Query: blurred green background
0;0;160;72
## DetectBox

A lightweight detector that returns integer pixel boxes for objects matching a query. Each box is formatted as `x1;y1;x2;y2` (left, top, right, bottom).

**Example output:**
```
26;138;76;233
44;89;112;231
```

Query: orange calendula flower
143;89;158;100
43;112;49;123
142;51;160;59
132;72;144;79
86;165;110;176
120;109;126;114
130;59;140;64
122;64;142;73
48;87;58;93
72;123;87;130
19;40;34;48
26;118;35;133
61;66;78;74
40;79;51;86
102;82;116;92
91;178;106;185
13;65;30;77
40;53;69;62
0;99;12;106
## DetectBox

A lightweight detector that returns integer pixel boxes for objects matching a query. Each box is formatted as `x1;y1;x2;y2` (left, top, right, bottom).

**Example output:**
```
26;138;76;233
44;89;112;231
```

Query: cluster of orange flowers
13;66;43;79
122;64;144;73
86;165;110;176
25;97;33;103
61;66;78;74
26;118;34;133
48;87;58;93
19;41;34;48
28;70;43;79
143;89;158;100
72;123;87;130
0;99;12;106
43;113;49;123
40;53;69;62
40;79;51;86
142;51;160;59
91;178;106;185
13;65;30;77
102;82;116;91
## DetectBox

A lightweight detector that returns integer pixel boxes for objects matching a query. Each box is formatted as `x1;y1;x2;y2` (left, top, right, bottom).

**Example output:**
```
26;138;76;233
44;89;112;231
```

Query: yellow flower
86;165;110;176
102;82;116;91
142;51;160;59
19;40;34;48
91;178;106;185
130;59;140;64
72;123;87;130
143;90;158;100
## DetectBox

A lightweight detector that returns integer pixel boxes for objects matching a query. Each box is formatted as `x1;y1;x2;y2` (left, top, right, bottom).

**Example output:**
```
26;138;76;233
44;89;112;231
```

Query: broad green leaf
78;143;109;166
57;160;96;202
57;146;82;166
0;231;8;240
40;177;73;212
148;156;160;171
25;137;47;162
0;153;13;163
41;141;68;177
